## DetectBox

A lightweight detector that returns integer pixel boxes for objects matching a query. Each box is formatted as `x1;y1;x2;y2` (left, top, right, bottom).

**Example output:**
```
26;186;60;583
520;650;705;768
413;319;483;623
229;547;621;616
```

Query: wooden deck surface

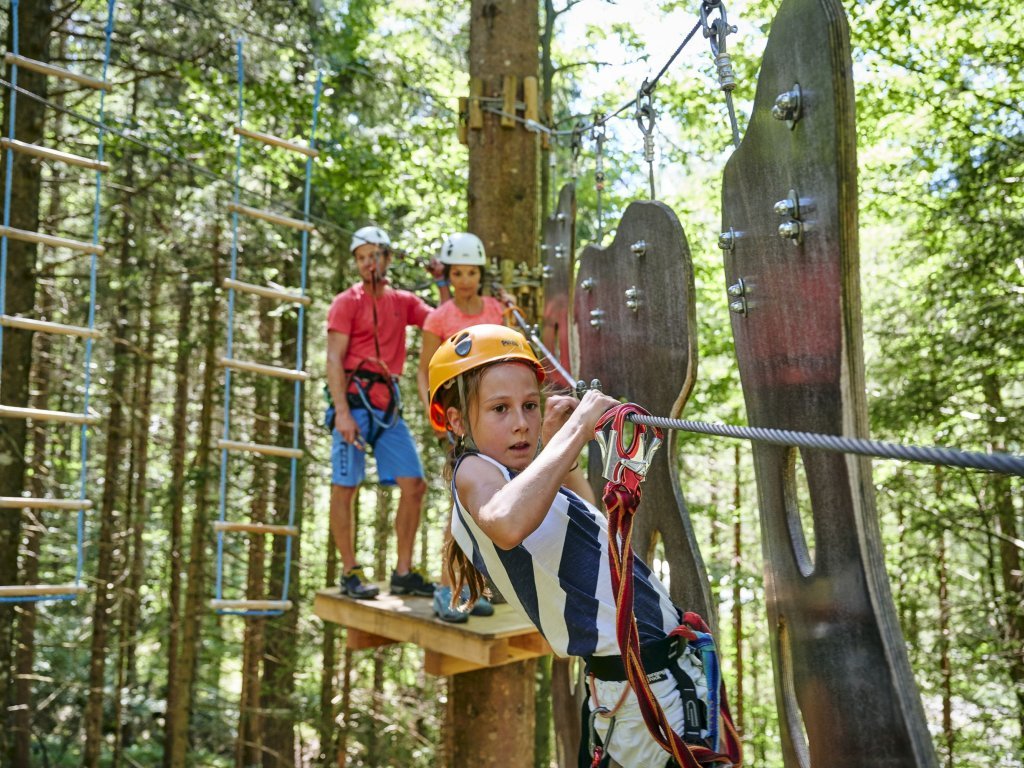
314;585;552;675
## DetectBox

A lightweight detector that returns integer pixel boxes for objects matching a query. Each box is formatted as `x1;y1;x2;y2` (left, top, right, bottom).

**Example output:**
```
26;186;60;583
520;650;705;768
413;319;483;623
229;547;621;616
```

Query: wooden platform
314;585;552;675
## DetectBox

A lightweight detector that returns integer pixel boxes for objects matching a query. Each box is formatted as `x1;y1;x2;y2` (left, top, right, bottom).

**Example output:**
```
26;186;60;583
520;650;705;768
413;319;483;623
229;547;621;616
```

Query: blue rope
214;38;246;605
0;0;21;375
279;69;323;604
0;0;116;605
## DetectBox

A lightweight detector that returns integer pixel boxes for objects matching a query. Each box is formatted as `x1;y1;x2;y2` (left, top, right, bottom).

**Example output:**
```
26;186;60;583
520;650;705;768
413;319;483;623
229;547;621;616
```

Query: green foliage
7;0;1023;765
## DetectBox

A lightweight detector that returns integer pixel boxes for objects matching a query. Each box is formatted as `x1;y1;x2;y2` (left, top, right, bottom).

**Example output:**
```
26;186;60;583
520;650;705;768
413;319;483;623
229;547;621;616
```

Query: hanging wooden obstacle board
314;587;551;675
573;201;714;621
540;183;575;382
721;0;937;765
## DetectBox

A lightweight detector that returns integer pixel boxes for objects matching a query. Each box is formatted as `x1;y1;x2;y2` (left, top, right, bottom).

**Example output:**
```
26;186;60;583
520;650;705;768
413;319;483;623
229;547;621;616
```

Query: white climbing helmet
439;232;486;266
350;226;391;254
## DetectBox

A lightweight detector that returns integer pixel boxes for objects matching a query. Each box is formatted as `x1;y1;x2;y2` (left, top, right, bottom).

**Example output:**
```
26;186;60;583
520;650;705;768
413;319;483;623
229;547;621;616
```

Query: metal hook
635;86;656;137
588;705;616;761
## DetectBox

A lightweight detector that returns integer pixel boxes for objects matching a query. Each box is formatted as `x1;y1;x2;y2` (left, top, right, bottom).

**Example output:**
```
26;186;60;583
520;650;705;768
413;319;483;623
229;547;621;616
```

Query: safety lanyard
595;403;739;768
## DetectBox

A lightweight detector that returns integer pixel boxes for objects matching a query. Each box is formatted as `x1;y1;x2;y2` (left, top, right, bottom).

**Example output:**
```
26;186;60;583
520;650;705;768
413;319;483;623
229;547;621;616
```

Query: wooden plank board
573;200;714;623
720;0;937;765
314;586;551;675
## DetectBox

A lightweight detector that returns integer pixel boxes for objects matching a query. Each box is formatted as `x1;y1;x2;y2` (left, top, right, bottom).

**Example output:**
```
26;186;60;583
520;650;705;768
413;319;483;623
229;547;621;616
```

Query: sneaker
460;585;495;617
390;567;435;597
340;565;379;599
433;586;469;623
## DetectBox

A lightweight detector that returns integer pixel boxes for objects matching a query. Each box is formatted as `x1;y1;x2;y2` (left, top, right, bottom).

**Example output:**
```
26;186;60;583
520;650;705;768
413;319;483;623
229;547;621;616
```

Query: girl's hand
573;389;620;434
541;390;618;445
541;394;578;445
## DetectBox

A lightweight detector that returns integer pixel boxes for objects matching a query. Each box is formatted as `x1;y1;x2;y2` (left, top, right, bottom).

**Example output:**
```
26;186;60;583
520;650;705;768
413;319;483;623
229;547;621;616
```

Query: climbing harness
594;403;743;767
701;0;742;148
0;0;117;604
213;39;323;617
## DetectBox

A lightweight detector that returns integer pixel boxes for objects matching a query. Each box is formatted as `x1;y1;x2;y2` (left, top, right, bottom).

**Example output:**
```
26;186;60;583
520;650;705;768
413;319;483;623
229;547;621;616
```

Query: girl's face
454;362;541;471
449;264;482;300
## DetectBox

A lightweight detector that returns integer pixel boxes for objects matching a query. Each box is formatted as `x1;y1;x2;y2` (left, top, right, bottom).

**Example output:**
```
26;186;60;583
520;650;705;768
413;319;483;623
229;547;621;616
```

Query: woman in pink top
416;232;508;417
417;232;510;623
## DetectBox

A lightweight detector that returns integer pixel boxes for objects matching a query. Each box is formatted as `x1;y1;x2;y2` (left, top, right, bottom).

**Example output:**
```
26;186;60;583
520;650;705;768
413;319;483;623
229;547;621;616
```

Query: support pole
451;2;541;766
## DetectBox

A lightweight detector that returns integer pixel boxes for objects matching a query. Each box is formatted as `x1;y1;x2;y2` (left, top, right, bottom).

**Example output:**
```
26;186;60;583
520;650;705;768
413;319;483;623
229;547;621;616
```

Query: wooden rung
0;404;100;426
210;599;293;612
219;357;309;382
0;225;104;255
0;584;88;598
222;278;311;307
233;126;319;158
0;497;92;510
218;439;303;460
1;314;101;339
0;138;110;172
4;53;108;91
213;521;299;537
226;202;315;233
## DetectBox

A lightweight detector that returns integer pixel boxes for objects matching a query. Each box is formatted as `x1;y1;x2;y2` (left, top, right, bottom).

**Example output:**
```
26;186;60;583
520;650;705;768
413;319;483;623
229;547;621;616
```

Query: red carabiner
594;403;663;495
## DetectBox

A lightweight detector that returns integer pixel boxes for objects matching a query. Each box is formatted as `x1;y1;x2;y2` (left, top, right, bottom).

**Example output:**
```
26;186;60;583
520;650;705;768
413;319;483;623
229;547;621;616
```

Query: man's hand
426;256;445;280
334;409;365;450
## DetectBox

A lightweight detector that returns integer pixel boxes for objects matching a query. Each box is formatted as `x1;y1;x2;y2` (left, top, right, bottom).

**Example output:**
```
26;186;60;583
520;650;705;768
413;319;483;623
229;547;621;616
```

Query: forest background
0;0;1021;766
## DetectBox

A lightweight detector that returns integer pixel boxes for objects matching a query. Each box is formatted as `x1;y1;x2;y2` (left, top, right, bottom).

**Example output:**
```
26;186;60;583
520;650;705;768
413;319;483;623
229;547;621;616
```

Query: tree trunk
238;296;275;768
83;198;138;767
456;4;541;763
983;373;1024;747
936;496;952;768
261;253;307;768
0;2;50;756
319;537;339;766
163;275;193;767
117;264;158;759
468;0;540;281
11;269;56;765
167;251;222;768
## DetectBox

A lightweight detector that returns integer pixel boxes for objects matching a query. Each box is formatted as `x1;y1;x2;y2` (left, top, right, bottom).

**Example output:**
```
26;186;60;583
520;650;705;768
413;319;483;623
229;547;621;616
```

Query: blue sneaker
390;566;435;597
433;585;469;623
340;565;379;600
460;585;495;616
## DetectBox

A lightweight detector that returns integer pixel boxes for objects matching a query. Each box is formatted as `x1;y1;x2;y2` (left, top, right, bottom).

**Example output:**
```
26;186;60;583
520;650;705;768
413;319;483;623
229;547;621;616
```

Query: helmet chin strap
455;375;478;452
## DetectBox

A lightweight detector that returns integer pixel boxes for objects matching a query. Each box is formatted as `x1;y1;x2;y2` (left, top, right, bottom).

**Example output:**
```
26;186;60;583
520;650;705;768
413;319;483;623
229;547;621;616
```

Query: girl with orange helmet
428;324;707;767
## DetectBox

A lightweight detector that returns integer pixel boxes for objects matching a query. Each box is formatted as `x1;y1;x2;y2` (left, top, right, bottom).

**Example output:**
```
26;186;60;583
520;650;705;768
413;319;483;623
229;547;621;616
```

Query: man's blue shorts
331;407;424;487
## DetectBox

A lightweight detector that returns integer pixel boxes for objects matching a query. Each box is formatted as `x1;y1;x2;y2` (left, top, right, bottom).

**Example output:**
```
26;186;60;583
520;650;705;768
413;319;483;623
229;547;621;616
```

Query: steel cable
627;413;1024;477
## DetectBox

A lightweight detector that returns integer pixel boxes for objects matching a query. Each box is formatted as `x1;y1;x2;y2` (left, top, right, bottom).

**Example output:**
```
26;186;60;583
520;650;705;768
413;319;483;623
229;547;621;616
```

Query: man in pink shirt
326;226;434;599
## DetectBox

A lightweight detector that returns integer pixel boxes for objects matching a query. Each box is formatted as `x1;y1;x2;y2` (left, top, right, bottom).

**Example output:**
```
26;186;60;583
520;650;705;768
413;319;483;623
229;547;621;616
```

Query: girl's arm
457;390;617;549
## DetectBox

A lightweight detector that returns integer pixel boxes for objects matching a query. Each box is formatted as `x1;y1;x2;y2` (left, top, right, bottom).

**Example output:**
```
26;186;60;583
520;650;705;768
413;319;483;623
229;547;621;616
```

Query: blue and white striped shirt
451;453;680;659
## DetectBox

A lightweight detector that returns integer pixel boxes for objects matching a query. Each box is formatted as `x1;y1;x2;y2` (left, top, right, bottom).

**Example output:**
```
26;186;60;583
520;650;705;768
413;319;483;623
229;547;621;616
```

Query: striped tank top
451;453;680;659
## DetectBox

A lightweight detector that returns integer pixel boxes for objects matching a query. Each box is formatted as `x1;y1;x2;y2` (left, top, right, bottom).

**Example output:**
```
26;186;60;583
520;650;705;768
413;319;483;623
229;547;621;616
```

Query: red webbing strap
599;403;738;767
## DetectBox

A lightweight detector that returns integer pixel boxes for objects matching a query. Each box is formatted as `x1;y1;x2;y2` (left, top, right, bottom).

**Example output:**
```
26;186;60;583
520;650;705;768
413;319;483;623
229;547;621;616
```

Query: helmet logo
500;338;520;348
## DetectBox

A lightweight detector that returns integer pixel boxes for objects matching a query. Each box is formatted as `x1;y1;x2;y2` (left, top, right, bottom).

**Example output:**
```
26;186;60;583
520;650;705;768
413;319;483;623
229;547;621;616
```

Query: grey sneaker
390;567;435;597
340;565;379;599
433;586;469;623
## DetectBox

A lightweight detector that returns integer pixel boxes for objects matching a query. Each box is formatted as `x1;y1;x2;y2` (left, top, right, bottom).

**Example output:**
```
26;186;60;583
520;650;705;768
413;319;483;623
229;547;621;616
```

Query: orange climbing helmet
427;323;545;431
